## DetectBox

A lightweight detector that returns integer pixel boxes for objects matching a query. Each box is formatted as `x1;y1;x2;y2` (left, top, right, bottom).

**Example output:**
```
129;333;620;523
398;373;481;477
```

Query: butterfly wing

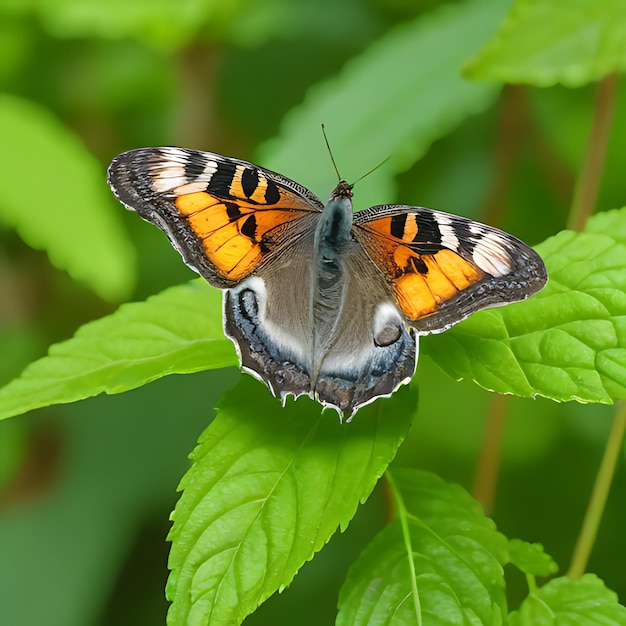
107;147;324;288
108;146;330;409
353;204;547;334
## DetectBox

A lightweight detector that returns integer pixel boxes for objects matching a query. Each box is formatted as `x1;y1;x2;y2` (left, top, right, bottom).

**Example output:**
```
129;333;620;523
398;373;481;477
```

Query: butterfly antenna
322;124;389;185
351;155;390;185
322;124;342;182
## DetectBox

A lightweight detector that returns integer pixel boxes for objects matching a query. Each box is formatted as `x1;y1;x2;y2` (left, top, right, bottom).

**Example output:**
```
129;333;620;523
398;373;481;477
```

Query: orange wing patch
356;212;486;321
392;248;483;320
175;191;302;281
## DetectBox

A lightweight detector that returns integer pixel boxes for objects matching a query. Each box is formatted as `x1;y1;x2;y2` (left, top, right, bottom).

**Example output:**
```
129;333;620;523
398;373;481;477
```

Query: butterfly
107;147;547;419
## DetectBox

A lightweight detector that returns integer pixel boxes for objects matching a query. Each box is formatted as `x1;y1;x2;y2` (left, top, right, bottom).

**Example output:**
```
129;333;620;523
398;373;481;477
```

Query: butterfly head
329;180;354;201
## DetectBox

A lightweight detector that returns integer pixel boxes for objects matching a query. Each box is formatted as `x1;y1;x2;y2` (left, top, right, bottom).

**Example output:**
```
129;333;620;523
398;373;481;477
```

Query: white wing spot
435;215;459;250
200;160;218;181
151;167;187;193
173;181;210;195
472;232;513;276
374;302;402;335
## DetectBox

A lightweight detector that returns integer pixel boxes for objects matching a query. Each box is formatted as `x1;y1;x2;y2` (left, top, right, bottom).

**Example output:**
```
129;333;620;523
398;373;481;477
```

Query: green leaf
0;93;135;301
509;574;626;625
464;0;626;87
337;469;508;625
258;0;506;207
166;377;415;626
0;280;235;421
586;206;626;245
508;539;558;578
35;0;217;47
423;207;626;404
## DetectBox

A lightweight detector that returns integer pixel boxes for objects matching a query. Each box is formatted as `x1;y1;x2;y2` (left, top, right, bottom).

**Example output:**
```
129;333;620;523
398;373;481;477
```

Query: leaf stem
567;402;626;579
386;471;422;626
567;74;618;232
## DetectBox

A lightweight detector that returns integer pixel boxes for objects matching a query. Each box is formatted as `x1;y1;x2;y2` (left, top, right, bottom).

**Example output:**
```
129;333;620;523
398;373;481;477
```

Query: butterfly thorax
315;181;355;264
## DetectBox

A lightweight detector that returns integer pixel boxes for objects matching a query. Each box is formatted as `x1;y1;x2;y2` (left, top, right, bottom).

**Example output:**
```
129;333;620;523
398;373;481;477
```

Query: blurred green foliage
0;0;625;624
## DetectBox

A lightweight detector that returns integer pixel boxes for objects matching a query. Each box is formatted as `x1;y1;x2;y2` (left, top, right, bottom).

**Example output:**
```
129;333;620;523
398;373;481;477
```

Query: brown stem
482;85;528;227
568;74;618;232
174;43;220;149
472;394;507;515
472;87;529;512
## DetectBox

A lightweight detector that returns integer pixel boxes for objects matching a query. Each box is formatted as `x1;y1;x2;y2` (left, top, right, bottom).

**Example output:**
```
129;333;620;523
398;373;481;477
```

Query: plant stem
567;74;618;232
482;85;527;227
473;394;508;515
525;573;537;594
472;88;529;513
174;43;220;149
567;402;626;579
